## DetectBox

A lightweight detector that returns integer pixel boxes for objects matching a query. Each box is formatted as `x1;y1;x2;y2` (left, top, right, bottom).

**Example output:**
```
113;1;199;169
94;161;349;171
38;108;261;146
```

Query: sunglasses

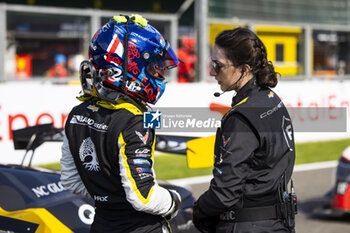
211;59;234;74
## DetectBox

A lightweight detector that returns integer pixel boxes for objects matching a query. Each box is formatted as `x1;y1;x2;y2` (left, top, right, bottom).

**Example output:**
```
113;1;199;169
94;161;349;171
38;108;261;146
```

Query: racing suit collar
231;77;258;107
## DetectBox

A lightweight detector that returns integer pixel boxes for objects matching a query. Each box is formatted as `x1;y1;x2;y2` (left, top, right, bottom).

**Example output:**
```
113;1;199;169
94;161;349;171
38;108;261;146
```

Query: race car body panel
331;146;350;212
331;188;350;211
0;215;39;233
0;165;93;232
0;207;71;233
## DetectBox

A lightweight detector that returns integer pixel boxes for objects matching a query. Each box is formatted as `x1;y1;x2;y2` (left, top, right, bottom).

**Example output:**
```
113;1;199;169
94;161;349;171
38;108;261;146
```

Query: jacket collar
231;77;259;107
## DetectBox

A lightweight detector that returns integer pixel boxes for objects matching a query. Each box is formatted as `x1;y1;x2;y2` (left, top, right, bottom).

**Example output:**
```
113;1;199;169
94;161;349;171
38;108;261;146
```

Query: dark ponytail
215;27;279;88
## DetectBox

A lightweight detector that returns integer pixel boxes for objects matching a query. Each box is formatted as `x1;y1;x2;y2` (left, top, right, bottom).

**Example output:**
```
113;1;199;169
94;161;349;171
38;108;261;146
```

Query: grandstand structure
1;0;350;82
197;0;350;81
0;2;180;81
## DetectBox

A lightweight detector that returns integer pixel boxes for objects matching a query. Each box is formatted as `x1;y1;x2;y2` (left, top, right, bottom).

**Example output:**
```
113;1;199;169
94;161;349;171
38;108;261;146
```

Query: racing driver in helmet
60;15;181;233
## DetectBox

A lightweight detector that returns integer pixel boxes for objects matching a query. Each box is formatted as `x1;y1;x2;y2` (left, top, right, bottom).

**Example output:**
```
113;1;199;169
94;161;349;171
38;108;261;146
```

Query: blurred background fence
1;0;350;82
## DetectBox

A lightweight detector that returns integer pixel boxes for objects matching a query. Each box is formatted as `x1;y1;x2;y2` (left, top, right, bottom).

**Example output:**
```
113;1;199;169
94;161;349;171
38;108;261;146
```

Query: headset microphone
213;84;235;97
213;92;222;97
213;71;245;97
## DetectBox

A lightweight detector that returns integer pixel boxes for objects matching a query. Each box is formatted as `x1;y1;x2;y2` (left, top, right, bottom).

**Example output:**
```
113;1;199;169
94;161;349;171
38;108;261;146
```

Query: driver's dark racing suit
60;97;179;233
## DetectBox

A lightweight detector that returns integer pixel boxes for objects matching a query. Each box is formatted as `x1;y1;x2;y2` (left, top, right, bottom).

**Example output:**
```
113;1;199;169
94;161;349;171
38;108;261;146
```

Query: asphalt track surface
178;165;350;233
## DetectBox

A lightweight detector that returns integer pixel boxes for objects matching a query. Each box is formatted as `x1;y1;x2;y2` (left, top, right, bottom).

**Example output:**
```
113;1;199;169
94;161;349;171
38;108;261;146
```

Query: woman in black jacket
193;27;296;233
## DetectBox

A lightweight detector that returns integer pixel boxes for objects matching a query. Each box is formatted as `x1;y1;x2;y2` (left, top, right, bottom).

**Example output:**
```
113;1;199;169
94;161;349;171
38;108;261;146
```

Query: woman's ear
241;64;251;77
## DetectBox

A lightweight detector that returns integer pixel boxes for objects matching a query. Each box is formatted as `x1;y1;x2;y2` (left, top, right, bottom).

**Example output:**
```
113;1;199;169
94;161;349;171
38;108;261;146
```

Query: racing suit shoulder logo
133;158;151;165
87;105;99;112
70;115;108;131
135;130;149;145
136;167;152;173
79;137;100;171
268;91;274;98
135;148;151;157
135;148;150;154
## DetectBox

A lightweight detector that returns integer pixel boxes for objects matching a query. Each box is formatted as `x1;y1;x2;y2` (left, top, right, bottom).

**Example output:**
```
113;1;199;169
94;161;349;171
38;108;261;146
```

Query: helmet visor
146;41;180;80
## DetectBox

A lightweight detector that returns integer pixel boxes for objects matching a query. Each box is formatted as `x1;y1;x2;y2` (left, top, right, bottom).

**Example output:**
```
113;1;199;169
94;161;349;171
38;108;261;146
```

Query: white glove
162;189;181;220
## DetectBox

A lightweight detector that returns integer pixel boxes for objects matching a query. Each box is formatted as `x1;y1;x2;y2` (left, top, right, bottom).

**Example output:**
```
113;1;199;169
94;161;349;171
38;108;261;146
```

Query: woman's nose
209;65;216;76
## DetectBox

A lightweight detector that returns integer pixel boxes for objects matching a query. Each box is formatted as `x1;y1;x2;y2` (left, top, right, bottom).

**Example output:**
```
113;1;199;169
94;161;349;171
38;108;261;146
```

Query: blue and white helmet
81;14;180;104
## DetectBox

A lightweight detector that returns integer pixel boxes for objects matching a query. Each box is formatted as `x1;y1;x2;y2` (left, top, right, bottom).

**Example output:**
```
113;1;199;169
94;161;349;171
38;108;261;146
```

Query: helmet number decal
105;67;123;80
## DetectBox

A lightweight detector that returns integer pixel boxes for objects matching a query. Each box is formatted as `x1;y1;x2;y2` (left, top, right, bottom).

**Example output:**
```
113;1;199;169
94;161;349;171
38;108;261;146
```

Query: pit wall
0;80;349;164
